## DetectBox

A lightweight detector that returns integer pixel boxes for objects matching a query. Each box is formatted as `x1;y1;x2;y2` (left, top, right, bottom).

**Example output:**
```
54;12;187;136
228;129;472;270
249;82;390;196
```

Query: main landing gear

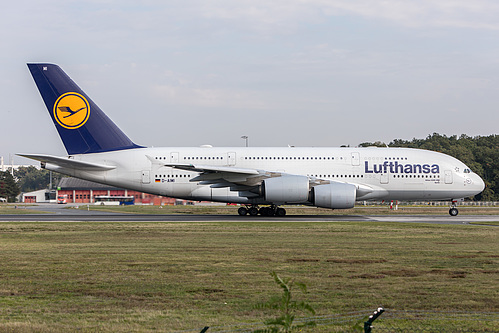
238;205;286;217
449;200;459;216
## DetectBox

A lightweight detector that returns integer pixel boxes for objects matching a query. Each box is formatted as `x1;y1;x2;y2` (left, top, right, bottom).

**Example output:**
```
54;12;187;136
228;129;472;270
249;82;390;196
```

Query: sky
1;0;498;165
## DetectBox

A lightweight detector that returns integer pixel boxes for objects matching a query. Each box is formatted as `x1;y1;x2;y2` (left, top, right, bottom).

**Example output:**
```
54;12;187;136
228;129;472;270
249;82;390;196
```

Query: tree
0;171;20;202
359;141;387;148
14;166;65;193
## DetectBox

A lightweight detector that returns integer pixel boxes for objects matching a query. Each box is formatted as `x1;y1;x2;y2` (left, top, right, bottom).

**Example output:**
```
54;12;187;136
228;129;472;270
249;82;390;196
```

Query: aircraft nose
476;174;485;193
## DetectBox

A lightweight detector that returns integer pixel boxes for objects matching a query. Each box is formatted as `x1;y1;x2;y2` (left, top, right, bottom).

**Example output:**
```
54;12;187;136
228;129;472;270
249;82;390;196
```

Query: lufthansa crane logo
53;92;90;129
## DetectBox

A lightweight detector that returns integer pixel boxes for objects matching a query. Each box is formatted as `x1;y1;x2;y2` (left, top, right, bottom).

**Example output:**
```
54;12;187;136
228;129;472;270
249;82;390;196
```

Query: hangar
56;178;177;205
22;177;178;205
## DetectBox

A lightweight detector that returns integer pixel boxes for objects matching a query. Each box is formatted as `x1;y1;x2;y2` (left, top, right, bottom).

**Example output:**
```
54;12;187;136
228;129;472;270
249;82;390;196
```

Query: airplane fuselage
44;146;485;205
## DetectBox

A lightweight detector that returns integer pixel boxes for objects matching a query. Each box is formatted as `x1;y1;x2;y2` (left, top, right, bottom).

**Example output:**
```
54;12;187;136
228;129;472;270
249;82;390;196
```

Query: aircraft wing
17;154;116;171
146;154;276;195
163;162;271;189
151;157;374;199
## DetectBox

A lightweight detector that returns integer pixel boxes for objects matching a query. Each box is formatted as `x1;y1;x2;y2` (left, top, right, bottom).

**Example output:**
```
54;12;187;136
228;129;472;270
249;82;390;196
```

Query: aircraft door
351;152;360;166
228;152;236;166
141;170;150;184
444;170;453;184
380;173;389;184
170;152;179;163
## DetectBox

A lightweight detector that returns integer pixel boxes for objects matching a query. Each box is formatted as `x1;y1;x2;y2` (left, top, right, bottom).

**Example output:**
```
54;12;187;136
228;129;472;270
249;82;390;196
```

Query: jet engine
311;183;357;209
262;175;310;203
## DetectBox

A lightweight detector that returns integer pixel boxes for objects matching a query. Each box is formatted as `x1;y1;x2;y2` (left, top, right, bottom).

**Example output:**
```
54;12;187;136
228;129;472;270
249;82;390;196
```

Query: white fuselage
44;146;485;205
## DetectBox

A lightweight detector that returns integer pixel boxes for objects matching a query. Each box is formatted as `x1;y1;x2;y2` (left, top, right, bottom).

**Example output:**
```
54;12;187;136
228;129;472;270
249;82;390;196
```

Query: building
55;177;178;205
21;189;55;203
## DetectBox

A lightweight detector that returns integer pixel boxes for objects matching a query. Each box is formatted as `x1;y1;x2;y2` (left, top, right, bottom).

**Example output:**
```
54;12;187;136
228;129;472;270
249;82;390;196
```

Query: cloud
197;0;499;31
323;0;499;29
152;84;269;110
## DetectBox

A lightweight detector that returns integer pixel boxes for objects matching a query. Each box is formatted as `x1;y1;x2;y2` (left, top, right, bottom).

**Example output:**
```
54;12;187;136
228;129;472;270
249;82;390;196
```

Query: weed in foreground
253;272;316;333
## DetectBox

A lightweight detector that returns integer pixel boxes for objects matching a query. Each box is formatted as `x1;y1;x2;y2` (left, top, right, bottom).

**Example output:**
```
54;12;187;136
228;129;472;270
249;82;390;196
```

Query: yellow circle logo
53;92;90;129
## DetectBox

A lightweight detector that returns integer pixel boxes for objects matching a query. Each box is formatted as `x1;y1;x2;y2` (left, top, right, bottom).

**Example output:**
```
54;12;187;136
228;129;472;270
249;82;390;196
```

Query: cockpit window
464;168;471;173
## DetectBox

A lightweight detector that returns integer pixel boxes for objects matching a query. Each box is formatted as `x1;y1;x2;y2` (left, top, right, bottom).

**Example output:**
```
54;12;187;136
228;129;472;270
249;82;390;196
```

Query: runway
1;204;498;225
1;214;498;225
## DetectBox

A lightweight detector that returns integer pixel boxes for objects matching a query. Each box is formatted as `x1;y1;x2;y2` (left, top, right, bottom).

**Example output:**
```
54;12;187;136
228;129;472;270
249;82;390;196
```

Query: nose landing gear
449;200;459;216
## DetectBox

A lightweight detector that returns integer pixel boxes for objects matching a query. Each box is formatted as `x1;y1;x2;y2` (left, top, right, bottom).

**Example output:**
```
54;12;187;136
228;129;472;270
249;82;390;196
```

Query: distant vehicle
57;194;68;204
94;195;135;206
19;63;485;217
0;197;7;203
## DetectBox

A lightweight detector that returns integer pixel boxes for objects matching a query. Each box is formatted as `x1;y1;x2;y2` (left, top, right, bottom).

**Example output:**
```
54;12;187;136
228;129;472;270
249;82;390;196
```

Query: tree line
0;171;19;202
14;166;64;193
0;166;65;202
360;133;498;201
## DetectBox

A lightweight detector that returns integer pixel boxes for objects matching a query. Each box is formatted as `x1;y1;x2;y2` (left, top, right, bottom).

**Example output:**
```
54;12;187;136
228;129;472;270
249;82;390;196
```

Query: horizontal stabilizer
17;153;116;171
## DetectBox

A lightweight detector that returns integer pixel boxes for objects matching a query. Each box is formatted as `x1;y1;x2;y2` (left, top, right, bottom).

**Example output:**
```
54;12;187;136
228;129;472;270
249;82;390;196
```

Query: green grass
0;204;49;215
0;222;497;332
469;221;499;226
77;204;499;215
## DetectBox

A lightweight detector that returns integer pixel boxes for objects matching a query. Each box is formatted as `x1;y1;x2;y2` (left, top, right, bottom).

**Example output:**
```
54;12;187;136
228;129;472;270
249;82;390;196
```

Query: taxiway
0;204;497;225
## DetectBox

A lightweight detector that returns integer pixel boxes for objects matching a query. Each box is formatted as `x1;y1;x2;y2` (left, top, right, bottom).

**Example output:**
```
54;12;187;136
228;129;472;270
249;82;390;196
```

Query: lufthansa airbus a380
19;64;485;216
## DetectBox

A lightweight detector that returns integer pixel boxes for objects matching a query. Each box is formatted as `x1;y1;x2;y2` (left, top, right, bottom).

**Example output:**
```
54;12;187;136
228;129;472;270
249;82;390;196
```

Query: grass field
0;221;497;332
76;204;499;216
0;204;48;215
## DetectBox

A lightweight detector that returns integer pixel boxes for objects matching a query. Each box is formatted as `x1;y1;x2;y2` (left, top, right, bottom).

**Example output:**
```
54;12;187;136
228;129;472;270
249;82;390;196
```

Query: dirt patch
326;258;387;264
436;242;464;245
350;273;386;279
448;255;479;258
479;270;499;274
286;258;320;262
429;269;468;278
188;288;225;294
379;269;423;277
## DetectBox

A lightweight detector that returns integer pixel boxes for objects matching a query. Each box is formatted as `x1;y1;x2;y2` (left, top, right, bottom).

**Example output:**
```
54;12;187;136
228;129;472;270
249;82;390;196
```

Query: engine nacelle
311;183;357;209
262;175;310;203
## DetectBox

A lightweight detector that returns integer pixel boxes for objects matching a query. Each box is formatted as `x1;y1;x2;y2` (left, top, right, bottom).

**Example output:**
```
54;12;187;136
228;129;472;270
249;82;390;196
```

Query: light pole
241;136;248;147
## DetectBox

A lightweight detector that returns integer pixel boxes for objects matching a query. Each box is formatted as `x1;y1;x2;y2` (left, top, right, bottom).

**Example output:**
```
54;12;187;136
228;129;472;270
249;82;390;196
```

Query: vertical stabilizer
27;63;143;155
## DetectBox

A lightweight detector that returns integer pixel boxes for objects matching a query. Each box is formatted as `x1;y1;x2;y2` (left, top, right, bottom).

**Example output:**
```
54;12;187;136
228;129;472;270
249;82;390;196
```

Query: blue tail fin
27;63;143;155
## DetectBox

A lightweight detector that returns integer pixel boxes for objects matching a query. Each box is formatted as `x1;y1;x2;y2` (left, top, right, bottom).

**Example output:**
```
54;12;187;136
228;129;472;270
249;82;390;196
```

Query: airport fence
174;309;499;332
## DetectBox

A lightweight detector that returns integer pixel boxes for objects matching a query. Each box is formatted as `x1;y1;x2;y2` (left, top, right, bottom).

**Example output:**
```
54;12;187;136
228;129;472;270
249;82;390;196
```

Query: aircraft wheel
249;207;259;216
238;207;248;216
259;207;268;216
266;208;275;217
449;208;459;216
276;208;286;217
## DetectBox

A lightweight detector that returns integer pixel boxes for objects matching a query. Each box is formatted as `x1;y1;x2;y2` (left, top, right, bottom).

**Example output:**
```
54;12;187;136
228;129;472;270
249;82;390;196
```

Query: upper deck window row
244;156;339;160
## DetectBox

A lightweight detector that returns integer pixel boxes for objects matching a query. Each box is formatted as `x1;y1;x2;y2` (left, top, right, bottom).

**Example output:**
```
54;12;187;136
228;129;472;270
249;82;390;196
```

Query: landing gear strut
237;205;286;217
449;200;459;216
